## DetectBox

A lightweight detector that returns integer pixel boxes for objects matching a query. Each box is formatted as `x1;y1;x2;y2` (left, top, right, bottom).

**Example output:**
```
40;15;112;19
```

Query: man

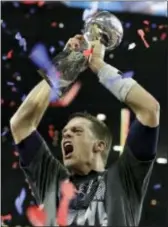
10;35;160;226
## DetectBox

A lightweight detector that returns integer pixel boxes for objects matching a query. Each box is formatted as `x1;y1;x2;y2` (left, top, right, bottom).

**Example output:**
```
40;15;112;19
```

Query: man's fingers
74;34;84;40
65;37;81;50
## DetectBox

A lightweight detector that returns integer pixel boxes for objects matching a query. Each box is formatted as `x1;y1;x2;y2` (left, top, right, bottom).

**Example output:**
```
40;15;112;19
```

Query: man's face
61;117;97;171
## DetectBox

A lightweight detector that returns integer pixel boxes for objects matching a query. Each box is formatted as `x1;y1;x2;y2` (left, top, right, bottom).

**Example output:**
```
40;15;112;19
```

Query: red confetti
37;1;45;7
57;198;69;226
57;181;76;226
50;81;81;107
27;205;47;226
83;48;93;57
12;161;19;169
143;20;150;25
1;214;12;221
48;129;54;138
61;181;76;200
13;151;19;156
21;1;37;4
158;24;167;29
160;32;167;41
51;22;57;27
49;124;54;130
7;50;13;59
137;29;150;48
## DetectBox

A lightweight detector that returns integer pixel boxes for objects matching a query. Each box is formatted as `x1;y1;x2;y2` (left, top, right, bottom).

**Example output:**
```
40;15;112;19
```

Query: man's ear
93;140;106;154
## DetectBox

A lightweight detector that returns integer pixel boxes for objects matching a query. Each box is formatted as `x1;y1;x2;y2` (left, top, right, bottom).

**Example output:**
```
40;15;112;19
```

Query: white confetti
128;42;136;50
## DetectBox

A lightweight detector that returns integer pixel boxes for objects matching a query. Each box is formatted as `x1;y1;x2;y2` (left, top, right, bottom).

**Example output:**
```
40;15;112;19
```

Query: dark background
1;1;168;226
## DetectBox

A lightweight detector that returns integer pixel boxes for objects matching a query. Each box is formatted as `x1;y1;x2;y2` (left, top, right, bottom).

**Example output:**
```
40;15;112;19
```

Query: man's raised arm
10;80;50;144
89;41;160;128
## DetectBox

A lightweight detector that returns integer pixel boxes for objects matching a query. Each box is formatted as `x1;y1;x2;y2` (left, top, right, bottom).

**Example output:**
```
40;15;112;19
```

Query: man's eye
76;129;82;133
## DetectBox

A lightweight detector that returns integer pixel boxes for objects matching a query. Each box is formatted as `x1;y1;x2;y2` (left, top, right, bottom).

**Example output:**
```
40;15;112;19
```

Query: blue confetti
21;94;27;102
15;32;27;51
30;43;52;71
1;127;9;136
58;40;65;47
30;8;36;14
123;71;134;78
7;81;15;86
2;55;7;60
15;188;26;215
30;43;60;101
13;2;20;8
49;46;55;54
151;23;157;28
1;21;6;28
153;184;161;190
125;22;131;28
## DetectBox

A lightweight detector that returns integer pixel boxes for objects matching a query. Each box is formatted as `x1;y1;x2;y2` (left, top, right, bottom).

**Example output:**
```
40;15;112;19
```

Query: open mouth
63;142;74;158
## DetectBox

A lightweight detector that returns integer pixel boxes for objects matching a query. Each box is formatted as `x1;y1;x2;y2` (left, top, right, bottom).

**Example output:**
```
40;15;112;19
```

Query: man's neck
68;165;105;176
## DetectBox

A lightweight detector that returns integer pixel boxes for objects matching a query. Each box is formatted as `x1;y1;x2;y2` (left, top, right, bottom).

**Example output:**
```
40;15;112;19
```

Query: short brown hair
68;112;112;165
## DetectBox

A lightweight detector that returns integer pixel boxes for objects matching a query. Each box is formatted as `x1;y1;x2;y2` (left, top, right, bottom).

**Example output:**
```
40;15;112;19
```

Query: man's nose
63;130;73;138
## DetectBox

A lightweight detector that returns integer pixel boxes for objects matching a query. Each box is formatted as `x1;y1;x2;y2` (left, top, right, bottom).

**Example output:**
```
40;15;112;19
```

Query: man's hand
64;34;85;51
88;40;106;74
64;36;107;74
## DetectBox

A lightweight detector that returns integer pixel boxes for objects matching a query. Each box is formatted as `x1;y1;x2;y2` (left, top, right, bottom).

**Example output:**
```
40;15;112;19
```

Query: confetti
49;46;55;54
30;8;36;14
21;94;27;102
2;55;7;60
59;23;64;28
160;32;167;40
83;48;93;57
152;36;158;42
128;42;136;50
1;214;12;222
1;21;6;28
12;161;19;169
143;20;150;25
37;1;45;7
21;1;37;5
27;205;47;226
48;129;55;138
58;40;65;47
151;23;157;28
30;43;53;72
13;151;19;157
50;82;81;107
13;2;20;8
123;71;135;78
1;127;9;137
57;181;76;226
109;53;114;59
15;188;26;215
51;21;57;27
7;81;15;86
153;184;161;190
7;50;13;59
125;22;131;28
15;32;27;51
137;29;150;48
30;43;60;96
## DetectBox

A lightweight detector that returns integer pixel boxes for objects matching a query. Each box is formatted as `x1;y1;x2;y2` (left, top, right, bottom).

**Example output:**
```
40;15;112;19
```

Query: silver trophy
83;11;123;51
38;11;123;96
